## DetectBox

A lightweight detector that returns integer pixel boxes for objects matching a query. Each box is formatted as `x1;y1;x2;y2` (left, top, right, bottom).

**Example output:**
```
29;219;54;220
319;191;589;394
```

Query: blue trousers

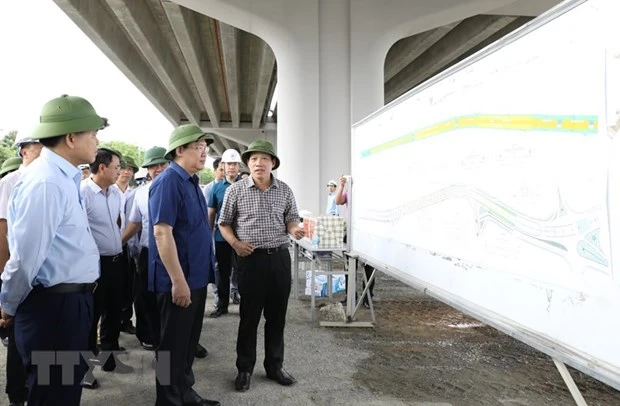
14;289;93;406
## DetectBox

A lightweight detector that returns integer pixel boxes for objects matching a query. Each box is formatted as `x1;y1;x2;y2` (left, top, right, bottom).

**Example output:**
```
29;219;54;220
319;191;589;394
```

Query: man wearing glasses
148;124;219;406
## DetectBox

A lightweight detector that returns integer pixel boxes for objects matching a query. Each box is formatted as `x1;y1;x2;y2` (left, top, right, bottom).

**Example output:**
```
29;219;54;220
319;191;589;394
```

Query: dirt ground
0;268;619;405
326;271;620;406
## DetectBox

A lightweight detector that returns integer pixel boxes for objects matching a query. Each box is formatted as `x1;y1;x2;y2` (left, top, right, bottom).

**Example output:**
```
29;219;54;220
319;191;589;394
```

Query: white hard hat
14;132;40;157
14;133;39;148
221;148;242;163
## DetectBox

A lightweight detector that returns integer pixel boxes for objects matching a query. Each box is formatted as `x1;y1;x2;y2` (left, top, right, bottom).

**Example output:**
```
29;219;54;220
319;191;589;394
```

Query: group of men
0;94;306;406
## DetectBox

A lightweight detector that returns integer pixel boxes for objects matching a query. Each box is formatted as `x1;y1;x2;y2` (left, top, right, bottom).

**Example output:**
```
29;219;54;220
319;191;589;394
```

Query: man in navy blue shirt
148;124;219;406
208;148;243;318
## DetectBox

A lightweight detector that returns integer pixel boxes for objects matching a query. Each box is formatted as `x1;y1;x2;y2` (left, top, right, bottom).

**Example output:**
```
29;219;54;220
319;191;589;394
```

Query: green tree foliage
100;140;145;166
0;131;19;166
199;168;215;185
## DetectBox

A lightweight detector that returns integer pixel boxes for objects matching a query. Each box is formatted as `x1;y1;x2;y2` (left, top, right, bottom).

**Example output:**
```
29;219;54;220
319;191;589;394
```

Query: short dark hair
90;148;121;174
39;135;64;148
39;130;95;149
212;157;222;170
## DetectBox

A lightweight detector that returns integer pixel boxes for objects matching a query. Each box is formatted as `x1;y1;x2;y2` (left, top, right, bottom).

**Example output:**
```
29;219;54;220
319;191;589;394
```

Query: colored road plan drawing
349;1;620;388
351;1;612;292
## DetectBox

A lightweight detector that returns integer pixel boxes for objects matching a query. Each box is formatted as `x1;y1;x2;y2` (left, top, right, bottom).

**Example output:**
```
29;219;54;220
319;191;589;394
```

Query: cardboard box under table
291;236;348;321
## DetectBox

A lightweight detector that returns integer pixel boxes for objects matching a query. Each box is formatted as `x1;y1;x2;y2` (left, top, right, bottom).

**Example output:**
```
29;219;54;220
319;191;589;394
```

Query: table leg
346;256;356;320
293;241;299;299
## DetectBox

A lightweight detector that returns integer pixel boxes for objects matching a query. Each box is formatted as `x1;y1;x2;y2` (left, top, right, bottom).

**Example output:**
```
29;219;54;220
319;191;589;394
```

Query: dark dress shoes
120;321;137;335
266;368;297;386
362;298;371;309
183;399;221;406
102;358;134;373
209;308;228;318
235;372;251;391
195;343;208;359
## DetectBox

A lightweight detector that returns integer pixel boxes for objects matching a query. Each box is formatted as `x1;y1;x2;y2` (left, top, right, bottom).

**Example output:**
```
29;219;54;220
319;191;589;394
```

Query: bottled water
311;233;319;249
311;220;320;249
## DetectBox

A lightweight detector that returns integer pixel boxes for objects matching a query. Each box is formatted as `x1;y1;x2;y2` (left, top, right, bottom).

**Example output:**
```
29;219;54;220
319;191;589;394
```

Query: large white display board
351;0;620;390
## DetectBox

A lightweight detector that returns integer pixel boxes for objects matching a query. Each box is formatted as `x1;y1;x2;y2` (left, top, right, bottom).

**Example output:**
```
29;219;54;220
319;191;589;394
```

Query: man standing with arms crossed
149;124;219;406
208;149;242;318
0;134;42;406
218;139;305;392
0;94;106;405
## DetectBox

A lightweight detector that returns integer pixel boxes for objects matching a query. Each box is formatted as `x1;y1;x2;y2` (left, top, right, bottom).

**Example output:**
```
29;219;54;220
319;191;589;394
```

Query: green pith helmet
122;156;140;173
0;157;22;178
164;124;214;160
32;94;109;139
98;146;122;160
142;146;168;168
241;139;280;170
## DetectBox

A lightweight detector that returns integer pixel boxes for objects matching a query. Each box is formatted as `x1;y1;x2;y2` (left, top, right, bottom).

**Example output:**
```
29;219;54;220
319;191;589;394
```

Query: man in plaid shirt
218;139;305;392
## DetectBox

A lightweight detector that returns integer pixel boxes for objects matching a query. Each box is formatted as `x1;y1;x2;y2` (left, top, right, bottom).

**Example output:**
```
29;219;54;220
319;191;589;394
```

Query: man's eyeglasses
188;144;209;153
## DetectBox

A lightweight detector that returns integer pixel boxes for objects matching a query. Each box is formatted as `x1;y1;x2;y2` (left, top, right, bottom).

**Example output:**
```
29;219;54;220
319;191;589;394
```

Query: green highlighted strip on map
361;114;599;158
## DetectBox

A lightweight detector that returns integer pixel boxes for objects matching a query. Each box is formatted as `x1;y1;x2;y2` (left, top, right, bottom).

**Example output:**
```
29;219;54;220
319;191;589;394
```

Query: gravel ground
0;267;618;405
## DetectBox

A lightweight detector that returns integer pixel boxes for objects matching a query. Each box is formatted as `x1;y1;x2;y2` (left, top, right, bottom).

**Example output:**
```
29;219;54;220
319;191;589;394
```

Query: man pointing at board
335;175;376;308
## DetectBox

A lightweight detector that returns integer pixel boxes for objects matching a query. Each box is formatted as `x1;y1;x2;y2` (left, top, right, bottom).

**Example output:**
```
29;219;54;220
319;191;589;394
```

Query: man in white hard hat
79;163;91;180
208;149;242;317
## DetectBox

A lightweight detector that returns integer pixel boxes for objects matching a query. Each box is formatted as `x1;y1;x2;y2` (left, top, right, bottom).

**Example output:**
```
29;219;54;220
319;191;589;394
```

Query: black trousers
155;287;207;406
215;241;237;311
6;323;28;403
135;247;159;346
90;254;126;355
15;289;93;406
120;245;137;325
236;249;291;374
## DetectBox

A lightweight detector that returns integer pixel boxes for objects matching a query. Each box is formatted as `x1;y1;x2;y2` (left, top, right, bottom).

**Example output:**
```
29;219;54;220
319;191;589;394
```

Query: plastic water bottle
311;233;319;249
311;221;320;249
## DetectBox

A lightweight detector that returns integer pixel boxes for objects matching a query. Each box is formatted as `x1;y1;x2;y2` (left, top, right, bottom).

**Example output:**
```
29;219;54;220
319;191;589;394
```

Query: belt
101;254;122;263
32;282;98;294
253;244;290;255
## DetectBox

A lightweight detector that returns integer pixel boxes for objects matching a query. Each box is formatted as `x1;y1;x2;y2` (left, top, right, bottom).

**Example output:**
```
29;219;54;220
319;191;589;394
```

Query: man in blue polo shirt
148;124;219;406
208;148;242;318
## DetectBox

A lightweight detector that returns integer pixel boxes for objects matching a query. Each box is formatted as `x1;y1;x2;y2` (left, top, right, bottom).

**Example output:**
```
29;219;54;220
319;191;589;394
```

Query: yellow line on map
361;114;598;157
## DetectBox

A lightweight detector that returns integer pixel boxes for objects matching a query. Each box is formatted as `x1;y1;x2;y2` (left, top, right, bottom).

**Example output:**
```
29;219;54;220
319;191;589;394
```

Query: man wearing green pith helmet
0;95;107;405
218;139;305;392
148;124;219;406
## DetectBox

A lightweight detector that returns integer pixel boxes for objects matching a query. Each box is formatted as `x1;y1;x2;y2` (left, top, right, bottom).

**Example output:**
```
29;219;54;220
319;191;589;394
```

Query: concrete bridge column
171;0;519;212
